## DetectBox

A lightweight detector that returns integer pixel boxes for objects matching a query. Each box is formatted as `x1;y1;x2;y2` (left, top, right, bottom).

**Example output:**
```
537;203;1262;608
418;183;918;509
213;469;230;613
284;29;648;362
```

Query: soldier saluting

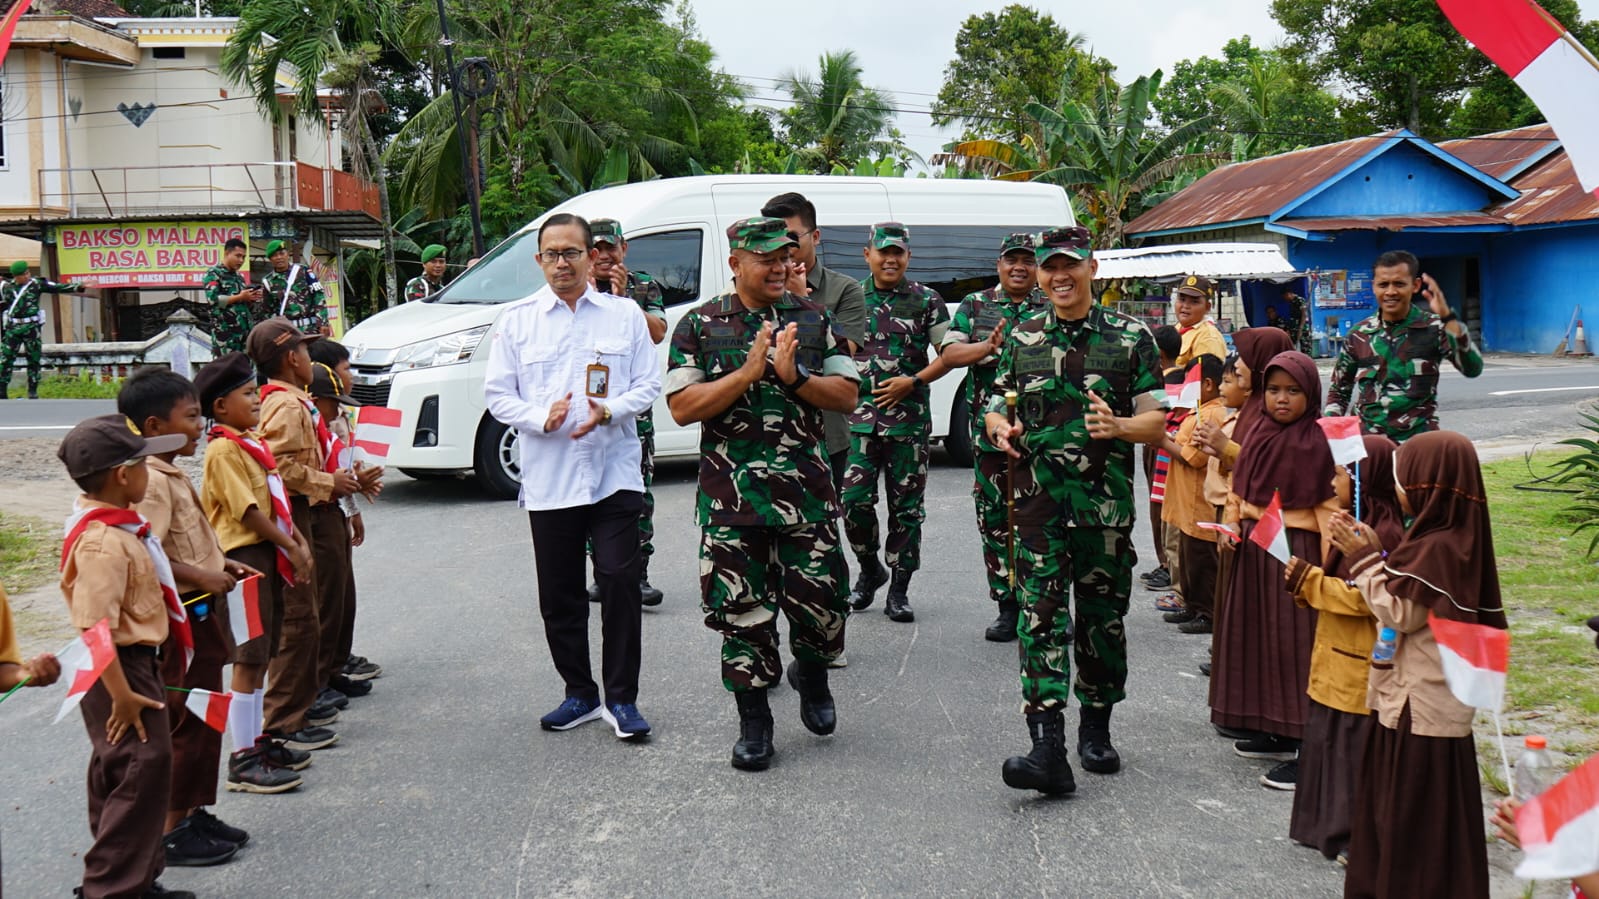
665;217;859;772
984;227;1167;795
0;261;86;399
261;240;329;336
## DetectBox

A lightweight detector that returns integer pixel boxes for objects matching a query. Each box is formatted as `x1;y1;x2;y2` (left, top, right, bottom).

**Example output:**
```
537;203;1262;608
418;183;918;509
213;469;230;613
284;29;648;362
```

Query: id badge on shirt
585;364;610;398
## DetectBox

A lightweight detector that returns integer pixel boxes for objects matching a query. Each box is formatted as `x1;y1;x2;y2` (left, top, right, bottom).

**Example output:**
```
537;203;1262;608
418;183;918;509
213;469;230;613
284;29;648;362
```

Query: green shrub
34;371;122;399
1555;406;1599;555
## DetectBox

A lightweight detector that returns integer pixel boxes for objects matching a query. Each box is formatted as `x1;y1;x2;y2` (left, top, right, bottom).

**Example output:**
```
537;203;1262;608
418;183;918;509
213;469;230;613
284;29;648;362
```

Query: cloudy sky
688;0;1599;165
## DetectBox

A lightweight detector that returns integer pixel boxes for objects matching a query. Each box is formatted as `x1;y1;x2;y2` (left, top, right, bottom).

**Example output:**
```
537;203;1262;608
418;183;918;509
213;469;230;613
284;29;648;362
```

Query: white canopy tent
1094;242;1301;281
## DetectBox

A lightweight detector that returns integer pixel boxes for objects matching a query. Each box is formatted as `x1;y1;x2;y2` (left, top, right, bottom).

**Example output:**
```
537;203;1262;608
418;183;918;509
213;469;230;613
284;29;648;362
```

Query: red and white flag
1515;752;1599;880
1197;521;1240;544
53;619;114;724
183;688;232;733
227;574;266;647
1248;490;1291;564
1437;0;1599;196
0;0;33;71
1171;365;1202;410
1317;416;1368;466
1429;611;1510;711
354;406;402;459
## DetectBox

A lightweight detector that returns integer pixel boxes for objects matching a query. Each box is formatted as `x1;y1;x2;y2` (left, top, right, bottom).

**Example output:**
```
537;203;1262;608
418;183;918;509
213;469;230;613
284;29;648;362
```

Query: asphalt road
0;357;1592;897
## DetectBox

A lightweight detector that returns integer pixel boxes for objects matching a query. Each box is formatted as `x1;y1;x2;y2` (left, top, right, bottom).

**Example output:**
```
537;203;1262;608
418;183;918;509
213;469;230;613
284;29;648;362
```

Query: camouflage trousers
1015;524;1134;715
840;432;928;571
700;521;849;693
638;421;655;561
973;449;1013;605
0;324;43;391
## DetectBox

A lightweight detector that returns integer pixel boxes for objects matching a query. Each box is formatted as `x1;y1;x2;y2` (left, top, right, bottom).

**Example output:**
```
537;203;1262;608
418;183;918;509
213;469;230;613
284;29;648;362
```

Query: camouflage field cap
727;217;797;254
1035;226;1093;263
590;218;625;247
1176;274;1215;299
870;222;910;250
999;232;1037;256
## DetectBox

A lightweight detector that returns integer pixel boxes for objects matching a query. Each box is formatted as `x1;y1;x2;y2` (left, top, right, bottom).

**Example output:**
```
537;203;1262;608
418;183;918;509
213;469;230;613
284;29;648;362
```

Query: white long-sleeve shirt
483;285;662;510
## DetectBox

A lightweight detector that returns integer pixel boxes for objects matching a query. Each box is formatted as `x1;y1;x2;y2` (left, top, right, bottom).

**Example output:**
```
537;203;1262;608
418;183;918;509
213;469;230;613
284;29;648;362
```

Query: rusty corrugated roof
1125;132;1405;236
1496;151;1599;226
1276;212;1508;232
1436;125;1560;180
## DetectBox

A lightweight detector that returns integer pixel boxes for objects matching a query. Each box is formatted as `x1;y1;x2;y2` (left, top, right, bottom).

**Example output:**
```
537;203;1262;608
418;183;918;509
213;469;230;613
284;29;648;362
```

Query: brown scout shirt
259;379;334;503
1163;397;1227;541
136;456;227;593
60;499;169;647
202;426;275;553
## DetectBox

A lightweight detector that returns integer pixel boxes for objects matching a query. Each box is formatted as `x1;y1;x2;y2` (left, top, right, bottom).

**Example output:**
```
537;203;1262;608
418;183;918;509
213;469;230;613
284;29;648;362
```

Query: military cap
247;316;321;368
309;362;359;406
1035;226;1093;263
420;244;447;264
58;413;185;479
265;239;287;257
590;218;625;247
869;222;910;250
726;217;797;254
194;352;258;413
1176;274;1215;299
999;232;1037;255
9;260;27;276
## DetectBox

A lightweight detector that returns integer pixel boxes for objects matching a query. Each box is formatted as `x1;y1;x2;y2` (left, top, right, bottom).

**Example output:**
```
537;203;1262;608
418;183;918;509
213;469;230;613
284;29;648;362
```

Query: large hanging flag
353;406;402;459
183;688;232;733
1515;752;1599;880
1428;611;1511;711
1248;490;1291;564
1436;0;1599;195
1316;416;1368;466
53;619;114;724
0;1;31;71
226;574;265;647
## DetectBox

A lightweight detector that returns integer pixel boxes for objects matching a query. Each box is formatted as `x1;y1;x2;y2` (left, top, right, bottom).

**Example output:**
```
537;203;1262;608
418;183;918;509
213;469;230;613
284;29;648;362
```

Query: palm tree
779;50;905;174
1209;56;1293;161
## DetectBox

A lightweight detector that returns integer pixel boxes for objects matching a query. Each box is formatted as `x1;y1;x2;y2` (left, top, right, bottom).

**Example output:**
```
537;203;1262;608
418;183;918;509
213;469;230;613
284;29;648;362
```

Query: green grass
34;371;122;399
0;511;56;596
1482;450;1599;761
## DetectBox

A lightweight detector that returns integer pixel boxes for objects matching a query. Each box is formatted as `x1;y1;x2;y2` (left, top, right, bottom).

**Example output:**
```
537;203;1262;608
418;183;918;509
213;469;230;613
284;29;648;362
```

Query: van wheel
945;384;974;468
474;417;521;500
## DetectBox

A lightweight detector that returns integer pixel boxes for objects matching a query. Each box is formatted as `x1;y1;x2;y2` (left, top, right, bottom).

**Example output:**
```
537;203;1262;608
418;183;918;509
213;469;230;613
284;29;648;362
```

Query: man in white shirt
484;213;662;741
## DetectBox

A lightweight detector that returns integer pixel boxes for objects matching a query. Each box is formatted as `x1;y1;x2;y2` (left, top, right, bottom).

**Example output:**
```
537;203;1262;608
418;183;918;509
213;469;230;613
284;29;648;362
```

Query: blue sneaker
540;696;601;731
600;702;652;740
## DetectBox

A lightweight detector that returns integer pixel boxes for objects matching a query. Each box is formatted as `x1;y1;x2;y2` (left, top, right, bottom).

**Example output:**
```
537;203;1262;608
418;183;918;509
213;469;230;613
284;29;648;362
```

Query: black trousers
528;490;644;705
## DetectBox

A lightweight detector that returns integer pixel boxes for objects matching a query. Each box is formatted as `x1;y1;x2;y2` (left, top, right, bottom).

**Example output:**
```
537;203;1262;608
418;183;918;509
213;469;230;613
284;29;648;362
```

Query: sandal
1154;593;1185;612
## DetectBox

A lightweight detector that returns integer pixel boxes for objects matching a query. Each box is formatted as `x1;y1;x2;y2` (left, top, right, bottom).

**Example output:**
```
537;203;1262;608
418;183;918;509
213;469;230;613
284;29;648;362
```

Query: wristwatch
1440;310;1458;324
787;363;811;392
598;404;613;425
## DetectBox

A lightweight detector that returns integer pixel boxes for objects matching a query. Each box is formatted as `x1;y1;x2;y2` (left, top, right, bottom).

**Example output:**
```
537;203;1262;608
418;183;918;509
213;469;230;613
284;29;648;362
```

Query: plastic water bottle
1515;735;1557;801
1370;627;1397;669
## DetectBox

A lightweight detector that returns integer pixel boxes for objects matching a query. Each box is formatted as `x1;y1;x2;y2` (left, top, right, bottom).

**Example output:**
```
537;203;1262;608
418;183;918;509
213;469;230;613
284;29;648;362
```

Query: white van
340;175;1075;498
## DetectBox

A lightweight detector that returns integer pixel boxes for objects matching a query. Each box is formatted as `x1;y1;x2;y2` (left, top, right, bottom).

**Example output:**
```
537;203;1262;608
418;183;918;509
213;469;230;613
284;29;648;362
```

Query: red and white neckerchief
208;425;298;585
259;382;340;473
62;502;193;673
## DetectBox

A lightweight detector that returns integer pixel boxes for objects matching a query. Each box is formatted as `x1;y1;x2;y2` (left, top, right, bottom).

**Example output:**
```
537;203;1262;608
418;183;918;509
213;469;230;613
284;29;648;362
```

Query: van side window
817;224;1033;303
624;229;702;308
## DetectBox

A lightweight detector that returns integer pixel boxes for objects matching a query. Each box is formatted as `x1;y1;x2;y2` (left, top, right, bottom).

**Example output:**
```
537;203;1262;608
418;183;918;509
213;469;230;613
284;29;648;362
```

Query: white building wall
0;49;70;212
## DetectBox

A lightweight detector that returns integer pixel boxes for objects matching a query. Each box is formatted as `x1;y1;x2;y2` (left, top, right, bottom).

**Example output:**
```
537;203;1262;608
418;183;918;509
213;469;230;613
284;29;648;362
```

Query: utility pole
433;0;485;257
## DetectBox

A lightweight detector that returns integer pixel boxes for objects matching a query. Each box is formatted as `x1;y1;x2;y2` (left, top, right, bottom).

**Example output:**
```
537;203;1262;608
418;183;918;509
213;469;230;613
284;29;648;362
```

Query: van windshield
429;229;547;305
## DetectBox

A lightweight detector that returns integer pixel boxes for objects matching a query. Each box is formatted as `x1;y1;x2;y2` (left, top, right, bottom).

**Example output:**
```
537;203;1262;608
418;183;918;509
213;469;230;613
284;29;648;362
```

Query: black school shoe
329;674;373;696
273;725;339;751
163;817;238;866
318;686;350;709
1140;567;1171;589
188;807;249;846
344;654;382;680
306;701;340;727
1260;760;1299;791
143;883;197;898
1234;735;1298;761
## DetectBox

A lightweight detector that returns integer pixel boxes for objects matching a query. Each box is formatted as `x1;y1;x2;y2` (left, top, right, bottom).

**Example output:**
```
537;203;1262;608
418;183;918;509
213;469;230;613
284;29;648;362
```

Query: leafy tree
1446;0;1599;135
778;50;911;174
931;5;1114;144
1158;37;1341;159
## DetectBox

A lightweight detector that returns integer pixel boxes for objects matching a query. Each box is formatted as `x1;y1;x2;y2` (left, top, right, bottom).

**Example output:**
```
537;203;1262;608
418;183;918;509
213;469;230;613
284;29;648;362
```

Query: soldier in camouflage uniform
404;244;449;302
0;261;86;399
588;218;668;606
1325;250;1482;444
939;233;1050;642
664;216;860;772
840;222;951;623
261;239;329;335
984;227;1167;795
203;238;262;355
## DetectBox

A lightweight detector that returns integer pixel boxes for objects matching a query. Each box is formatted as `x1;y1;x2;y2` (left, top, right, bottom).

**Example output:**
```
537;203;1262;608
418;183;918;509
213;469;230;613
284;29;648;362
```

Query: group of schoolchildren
1141;313;1504;895
23;315;384;898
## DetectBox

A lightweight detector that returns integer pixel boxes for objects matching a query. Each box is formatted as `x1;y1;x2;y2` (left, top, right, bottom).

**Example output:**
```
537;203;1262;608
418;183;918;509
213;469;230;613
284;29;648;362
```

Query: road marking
1489;385;1599;397
0;424;74;431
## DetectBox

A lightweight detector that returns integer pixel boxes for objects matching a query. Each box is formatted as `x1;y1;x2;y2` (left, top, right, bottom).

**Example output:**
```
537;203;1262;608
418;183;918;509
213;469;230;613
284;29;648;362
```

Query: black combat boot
784;659;836;735
985;598;1019;642
1078;705;1122;774
639;560;663;607
26;381;38;399
730;689;775;771
884;570;914;622
847;556;889;610
1002;710;1075;795
0;382;7;399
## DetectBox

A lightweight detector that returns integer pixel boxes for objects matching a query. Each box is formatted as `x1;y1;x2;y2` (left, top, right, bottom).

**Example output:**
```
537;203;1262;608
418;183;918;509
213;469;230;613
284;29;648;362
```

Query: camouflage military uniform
403;275;443;302
203;263;254;354
1324;303;1483;443
665;290;859;692
606;270;665;562
943;284;1049;604
840;276;950;573
262;265;328;334
1;276;83;395
988;304;1164;714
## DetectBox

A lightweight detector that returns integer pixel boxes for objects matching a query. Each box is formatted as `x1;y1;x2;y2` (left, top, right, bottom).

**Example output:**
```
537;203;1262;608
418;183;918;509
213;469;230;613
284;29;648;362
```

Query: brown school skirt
1290;699;1371;859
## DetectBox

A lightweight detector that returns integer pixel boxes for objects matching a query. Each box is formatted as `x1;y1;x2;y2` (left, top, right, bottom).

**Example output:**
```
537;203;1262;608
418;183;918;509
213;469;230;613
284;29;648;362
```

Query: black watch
1440;310;1458;323
788;363;811;391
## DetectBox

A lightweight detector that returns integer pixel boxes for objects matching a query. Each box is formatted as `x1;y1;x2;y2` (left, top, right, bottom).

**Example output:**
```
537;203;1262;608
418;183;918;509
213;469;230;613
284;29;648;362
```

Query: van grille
351;382;390;407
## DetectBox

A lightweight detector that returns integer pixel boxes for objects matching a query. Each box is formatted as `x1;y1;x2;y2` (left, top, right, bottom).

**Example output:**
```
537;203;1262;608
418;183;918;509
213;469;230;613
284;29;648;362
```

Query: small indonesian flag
1317;416;1368;466
53;619;115;724
1248;490;1291;564
1171;365;1202;410
1197;521;1240;544
0;0;33;70
1437;0;1599;197
354;406;403;459
1515;752;1599;880
183;688;232;733
227;575;266;647
1429;611;1510;712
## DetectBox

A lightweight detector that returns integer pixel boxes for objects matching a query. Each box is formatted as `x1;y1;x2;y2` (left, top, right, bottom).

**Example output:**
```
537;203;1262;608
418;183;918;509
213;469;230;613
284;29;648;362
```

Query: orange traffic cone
1572;320;1592;357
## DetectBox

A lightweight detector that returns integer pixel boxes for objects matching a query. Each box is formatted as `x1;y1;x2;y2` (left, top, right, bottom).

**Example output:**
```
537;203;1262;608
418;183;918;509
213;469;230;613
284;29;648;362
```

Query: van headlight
390;326;490;372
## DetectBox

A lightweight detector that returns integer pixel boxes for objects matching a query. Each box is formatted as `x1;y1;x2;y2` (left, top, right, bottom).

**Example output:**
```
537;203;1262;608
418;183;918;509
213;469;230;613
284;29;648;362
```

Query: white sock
229;691;255;754
253;689;266;740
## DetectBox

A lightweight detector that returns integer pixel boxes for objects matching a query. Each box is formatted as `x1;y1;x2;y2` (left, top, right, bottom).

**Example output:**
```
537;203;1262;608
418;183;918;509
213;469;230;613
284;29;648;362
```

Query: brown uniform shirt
136;456;227;592
259;379;333;503
1163;397;1227;541
1350;551;1476;738
60;499;169;647
202;427;275;552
